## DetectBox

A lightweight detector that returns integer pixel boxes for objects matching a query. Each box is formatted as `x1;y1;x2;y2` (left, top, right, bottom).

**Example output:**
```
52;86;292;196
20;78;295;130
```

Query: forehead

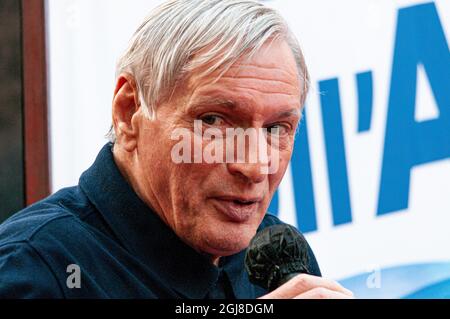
185;40;302;109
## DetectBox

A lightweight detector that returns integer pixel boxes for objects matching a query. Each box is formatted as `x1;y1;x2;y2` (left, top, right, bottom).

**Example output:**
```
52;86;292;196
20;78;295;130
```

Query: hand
259;274;355;299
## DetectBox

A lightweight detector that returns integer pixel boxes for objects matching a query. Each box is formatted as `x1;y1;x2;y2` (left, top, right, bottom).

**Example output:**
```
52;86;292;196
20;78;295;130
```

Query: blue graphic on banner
356;71;374;133
264;1;450;300
291;114;318;233
406;278;450;299
339;262;450;299
268;189;278;215
268;2;450;233
268;113;318;233
319;79;353;226
377;2;450;216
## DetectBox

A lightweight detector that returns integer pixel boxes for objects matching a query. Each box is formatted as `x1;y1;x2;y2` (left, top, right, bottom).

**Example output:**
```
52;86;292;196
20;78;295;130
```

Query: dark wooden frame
22;0;50;205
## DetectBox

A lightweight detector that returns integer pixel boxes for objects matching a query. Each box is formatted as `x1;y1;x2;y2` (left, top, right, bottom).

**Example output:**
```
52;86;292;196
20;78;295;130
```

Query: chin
198;223;257;257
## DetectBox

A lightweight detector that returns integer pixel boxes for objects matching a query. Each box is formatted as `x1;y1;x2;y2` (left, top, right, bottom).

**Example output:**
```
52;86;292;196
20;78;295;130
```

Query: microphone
245;224;311;292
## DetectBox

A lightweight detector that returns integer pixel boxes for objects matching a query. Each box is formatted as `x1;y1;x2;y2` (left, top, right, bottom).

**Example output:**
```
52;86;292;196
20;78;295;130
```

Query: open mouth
211;196;262;223
232;199;256;205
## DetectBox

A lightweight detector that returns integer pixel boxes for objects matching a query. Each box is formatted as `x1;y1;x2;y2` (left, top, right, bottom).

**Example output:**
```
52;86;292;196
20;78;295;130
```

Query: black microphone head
245;224;310;291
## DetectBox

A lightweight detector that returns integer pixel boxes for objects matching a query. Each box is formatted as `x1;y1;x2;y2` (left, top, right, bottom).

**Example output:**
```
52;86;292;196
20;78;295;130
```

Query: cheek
137;128;179;200
170;163;216;209
140;123;186;175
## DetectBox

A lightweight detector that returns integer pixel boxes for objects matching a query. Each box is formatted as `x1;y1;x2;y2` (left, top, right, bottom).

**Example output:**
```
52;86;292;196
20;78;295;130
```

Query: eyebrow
188;96;237;110
273;108;302;120
188;94;301;119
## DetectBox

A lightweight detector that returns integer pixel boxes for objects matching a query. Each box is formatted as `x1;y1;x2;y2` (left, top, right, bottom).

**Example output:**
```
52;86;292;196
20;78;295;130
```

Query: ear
112;73;141;152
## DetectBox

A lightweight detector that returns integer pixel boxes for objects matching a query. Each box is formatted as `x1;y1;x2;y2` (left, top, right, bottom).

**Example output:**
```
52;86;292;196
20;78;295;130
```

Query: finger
294;287;354;299
262;274;353;299
288;274;353;296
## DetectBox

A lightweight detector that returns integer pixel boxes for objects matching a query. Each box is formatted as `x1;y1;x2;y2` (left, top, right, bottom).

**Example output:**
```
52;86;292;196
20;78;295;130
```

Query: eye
200;114;226;126
266;124;290;136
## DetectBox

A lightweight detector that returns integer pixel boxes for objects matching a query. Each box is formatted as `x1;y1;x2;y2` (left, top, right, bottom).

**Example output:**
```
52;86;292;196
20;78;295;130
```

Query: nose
225;128;276;184
226;162;267;184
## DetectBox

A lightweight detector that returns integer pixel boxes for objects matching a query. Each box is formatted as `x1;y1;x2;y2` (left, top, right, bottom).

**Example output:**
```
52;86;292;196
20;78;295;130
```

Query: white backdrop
46;0;450;298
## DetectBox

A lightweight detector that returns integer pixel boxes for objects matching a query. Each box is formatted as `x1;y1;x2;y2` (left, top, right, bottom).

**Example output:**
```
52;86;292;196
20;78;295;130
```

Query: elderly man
0;0;352;299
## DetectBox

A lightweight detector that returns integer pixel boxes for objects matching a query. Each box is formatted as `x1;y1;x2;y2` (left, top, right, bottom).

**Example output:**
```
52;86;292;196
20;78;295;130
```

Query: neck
113;143;223;268
112;144;168;225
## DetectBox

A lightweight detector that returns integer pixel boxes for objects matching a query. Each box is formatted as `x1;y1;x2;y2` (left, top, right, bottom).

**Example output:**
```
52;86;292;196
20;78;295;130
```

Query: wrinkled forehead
185;39;301;96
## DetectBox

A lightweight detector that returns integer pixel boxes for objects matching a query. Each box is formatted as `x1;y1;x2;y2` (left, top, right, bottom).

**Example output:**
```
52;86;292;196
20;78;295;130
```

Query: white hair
108;0;309;142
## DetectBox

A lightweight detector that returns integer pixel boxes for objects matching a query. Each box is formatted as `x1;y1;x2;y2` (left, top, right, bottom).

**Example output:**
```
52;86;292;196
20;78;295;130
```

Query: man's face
135;39;302;259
